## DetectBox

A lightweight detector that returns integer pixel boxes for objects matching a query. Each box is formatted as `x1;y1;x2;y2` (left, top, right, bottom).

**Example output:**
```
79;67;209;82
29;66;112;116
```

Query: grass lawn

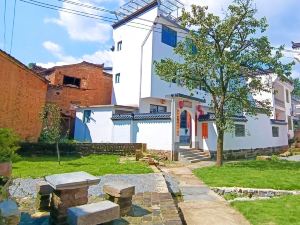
194;160;300;190
232;195;300;225
12;155;153;178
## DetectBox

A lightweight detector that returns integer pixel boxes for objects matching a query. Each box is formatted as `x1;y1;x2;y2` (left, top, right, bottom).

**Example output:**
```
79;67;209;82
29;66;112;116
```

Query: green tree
39;103;62;164
0;128;20;163
292;78;300;97
155;0;294;166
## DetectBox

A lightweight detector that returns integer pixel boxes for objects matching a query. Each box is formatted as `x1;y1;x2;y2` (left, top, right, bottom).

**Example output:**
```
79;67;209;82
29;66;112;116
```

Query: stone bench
67;201;120;225
103;182;135;216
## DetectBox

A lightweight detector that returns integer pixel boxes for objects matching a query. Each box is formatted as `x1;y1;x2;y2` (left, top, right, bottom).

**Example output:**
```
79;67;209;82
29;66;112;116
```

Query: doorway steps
178;149;211;163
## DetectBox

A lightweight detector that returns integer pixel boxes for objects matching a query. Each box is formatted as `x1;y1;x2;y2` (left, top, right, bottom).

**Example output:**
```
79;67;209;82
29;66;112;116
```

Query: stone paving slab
160;162;250;225
18;192;183;225
179;201;250;225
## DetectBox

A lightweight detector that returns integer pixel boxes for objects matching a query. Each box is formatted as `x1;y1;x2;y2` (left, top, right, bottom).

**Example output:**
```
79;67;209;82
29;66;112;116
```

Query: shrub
0;128;20;163
271;155;279;162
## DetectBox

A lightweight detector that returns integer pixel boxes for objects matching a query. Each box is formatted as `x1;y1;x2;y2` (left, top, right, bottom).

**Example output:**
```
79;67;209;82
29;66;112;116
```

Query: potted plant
0;128;20;177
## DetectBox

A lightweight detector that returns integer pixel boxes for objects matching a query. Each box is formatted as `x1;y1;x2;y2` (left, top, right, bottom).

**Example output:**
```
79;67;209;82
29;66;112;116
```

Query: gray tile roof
270;119;288;125
198;113;247;122
111;112;171;121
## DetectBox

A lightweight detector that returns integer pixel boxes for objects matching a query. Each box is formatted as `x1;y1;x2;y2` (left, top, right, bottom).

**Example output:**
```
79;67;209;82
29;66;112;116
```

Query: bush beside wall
19;143;146;157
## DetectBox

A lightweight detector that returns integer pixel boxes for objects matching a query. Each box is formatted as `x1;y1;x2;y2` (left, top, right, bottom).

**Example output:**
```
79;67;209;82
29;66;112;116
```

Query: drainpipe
130;113;134;143
138;18;159;109
171;97;176;161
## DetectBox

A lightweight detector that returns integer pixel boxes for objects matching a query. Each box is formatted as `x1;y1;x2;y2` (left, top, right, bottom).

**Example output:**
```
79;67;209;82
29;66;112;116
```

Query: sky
0;0;300;77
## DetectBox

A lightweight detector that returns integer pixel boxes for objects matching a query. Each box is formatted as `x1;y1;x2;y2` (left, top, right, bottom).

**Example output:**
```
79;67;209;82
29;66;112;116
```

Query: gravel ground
9;173;175;198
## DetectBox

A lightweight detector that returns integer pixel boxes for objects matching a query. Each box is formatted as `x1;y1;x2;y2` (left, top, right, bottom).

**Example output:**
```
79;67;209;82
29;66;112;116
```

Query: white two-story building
74;0;293;160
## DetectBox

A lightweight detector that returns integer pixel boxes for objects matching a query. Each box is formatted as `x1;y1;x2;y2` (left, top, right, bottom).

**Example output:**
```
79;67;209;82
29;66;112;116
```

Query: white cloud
44;0;118;43
181;0;299;19
39;41;112;68
43;41;62;53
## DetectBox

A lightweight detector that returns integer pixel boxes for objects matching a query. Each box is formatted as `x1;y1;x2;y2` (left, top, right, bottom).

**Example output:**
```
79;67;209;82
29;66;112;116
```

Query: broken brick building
37;62;112;137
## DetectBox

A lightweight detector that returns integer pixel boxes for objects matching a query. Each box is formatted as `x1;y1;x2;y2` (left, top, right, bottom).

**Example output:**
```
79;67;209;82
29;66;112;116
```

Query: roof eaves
0;49;49;83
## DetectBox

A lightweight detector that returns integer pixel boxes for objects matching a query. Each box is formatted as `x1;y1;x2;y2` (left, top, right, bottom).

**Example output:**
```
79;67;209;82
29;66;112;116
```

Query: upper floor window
162;25;177;47
83;110;91;123
272;126;279;137
63;75;81;88
286;89;290;103
235;124;245;137
115;73;120;83
150;104;167;113
117;41;122;51
288;116;292;130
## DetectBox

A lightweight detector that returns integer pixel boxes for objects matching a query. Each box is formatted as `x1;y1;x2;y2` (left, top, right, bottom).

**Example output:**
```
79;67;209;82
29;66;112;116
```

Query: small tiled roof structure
111;112;171;121
292;42;300;49
0;49;48;83
270;119;288;125
198;113;248;122
34;61;109;77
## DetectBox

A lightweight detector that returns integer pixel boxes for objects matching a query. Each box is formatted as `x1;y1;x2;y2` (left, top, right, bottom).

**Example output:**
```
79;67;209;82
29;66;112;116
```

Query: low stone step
68;201;120;225
183;156;207;160
179;152;208;158
189;157;211;163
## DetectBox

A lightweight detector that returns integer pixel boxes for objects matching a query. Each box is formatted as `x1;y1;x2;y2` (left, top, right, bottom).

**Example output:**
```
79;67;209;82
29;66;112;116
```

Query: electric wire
3;0;7;50
19;0;298;55
10;0;17;54
20;0;190;37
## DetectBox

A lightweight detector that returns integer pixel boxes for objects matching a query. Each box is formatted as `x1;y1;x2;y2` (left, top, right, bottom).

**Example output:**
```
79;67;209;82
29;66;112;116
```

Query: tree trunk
56;142;61;165
216;128;224;167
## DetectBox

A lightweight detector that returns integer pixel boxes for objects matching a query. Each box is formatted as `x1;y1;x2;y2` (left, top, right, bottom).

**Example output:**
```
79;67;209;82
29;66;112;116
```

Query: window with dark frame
115;73;120;83
235;124;245;137
272;126;279;137
286;89;290;103
162;25;177;47
150;104;167;113
63;75;81;87
83;110;91;123
288;116;292;130
117;41;122;51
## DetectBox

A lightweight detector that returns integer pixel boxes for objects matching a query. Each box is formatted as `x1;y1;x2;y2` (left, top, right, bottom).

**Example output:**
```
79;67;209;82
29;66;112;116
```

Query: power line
19;0;190;39
3;0;7;50
20;0;295;55
22;0;118;23
54;0;188;33
10;0;17;54
19;0;162;34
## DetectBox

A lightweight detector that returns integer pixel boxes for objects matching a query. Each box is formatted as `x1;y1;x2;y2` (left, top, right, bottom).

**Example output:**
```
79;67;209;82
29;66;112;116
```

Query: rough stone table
103;181;135;216
45;171;100;225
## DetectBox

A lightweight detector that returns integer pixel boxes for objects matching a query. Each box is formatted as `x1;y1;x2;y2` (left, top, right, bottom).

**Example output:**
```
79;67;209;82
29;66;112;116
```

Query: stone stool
103;182;135;216
36;180;53;211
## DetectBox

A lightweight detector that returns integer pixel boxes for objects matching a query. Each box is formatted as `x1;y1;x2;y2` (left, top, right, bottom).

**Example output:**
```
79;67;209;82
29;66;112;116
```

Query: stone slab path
160;162;251;225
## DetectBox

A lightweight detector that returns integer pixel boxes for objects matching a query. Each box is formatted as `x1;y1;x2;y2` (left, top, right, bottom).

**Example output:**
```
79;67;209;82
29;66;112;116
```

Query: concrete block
103;182;135;198
45;171;100;190
68;201;120;225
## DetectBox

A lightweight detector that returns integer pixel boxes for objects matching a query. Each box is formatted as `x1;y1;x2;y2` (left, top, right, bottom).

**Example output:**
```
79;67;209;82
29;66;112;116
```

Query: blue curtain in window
162;25;177;47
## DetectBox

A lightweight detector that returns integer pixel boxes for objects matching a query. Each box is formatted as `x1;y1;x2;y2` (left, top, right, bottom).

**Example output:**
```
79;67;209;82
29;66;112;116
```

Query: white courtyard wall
134;120;172;150
199;114;288;152
74;107;114;143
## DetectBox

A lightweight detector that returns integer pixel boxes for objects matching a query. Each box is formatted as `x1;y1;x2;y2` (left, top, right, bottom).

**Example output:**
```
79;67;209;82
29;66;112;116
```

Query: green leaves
0;128;20;163
39;103;62;143
155;0;293;126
